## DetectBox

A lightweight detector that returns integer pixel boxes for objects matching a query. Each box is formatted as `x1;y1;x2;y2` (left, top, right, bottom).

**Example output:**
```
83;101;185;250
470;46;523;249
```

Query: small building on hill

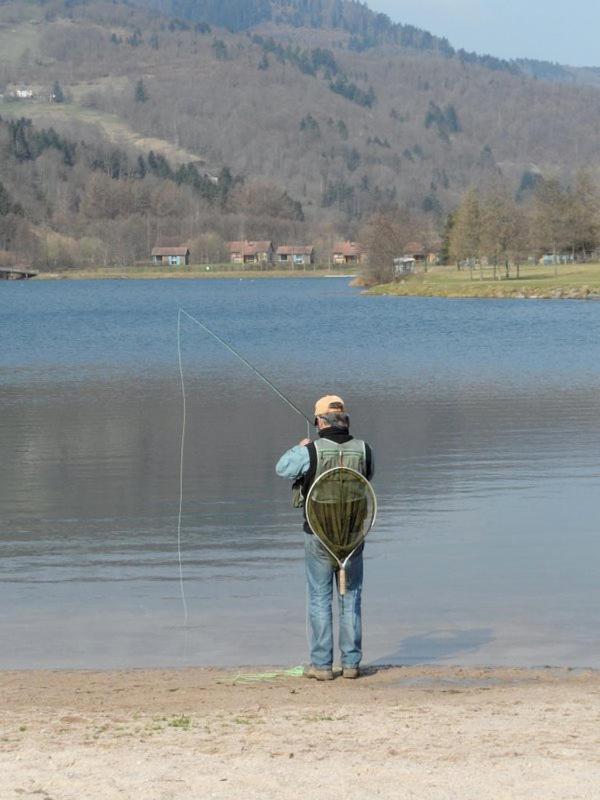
276;245;315;267
228;240;274;265
151;245;190;266
332;241;363;265
7;86;34;100
393;257;416;277
404;241;440;265
404;242;426;263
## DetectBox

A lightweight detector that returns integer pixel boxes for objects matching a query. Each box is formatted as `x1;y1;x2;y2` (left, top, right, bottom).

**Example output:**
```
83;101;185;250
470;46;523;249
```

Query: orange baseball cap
314;395;345;419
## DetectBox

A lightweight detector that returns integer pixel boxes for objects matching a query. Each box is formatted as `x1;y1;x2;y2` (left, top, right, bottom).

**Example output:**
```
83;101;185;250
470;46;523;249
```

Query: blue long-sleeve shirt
275;444;310;480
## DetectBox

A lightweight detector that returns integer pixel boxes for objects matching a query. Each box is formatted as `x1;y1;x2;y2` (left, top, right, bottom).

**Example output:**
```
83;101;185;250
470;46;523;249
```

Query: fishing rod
175;307;312;625
178;307;313;429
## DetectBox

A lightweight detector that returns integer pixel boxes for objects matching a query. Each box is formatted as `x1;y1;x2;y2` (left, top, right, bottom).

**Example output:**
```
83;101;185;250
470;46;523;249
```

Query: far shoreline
33;267;357;281
24;263;600;299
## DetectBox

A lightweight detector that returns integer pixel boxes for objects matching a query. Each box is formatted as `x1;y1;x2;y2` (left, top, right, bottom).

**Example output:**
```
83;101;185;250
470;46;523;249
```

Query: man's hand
299;438;312;447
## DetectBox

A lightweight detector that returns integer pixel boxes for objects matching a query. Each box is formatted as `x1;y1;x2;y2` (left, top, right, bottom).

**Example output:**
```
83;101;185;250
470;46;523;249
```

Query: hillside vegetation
2;0;600;269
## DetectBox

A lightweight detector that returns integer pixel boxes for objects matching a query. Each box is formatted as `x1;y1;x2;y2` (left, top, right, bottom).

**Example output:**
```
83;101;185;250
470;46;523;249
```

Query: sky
367;0;600;68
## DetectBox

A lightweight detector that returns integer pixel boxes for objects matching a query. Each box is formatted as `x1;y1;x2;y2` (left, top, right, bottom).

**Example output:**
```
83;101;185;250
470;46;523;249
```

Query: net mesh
305;467;376;562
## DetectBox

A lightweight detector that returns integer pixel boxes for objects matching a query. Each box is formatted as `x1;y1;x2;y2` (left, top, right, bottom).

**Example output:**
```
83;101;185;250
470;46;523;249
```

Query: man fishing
276;395;374;681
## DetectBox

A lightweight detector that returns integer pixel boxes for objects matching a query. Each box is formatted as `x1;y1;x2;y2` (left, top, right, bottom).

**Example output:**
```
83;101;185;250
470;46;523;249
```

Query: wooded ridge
1;0;600;269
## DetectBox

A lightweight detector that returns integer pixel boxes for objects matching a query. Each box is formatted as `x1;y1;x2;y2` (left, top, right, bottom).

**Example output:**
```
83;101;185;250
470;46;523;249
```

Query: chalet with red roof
228;240;274;265
276;245;315;267
332;241;363;265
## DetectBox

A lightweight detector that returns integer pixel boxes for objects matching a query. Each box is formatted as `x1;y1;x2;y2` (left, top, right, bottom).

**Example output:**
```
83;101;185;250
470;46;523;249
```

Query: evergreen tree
212;39;228;60
345;148;361;172
0;180;13;216
444;104;461;133
135;79;148;103
439;213;454;265
52;81;65;103
218;166;234;204
337;119;348;140
516;169;543;201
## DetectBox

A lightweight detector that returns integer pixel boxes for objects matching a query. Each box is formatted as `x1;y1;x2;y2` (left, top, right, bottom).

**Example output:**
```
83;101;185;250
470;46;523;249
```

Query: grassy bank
368;262;600;299
35;265;355;280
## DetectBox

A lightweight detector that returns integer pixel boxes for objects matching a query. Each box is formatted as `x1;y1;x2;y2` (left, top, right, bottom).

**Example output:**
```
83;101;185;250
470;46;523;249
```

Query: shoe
342;666;360;679
304;664;334;681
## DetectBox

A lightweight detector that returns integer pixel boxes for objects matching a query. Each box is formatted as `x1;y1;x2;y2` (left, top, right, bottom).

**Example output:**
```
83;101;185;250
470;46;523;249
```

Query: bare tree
479;183;520;279
569;170;600;260
449;188;480;276
361;208;415;284
532;178;570;274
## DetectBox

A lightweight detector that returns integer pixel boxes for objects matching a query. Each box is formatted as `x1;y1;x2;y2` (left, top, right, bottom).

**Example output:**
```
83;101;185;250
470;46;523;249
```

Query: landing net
305;467;377;593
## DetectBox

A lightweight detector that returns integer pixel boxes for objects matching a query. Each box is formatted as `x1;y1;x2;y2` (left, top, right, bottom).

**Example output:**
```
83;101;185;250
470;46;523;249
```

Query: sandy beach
2;665;600;799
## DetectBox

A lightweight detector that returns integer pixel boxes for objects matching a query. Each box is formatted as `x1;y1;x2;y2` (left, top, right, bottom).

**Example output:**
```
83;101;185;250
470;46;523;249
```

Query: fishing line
176;307;312;624
179;307;312;429
176;309;189;625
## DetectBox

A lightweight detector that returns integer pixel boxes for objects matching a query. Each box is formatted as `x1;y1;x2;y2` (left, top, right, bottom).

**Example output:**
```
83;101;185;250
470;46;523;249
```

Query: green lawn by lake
369;263;600;299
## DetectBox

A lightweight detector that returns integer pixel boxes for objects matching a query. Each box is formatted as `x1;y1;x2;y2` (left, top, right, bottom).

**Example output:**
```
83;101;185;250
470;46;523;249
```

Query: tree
569;170;600;260
449;188;481;273
0;180;14;216
212;39;228;60
438;212;453;265
337;119;348;140
134;79;148;103
51;81;65;103
299;114;320;142
532;178;570;273
478;183;520;279
362;209;416;284
189;232;228;264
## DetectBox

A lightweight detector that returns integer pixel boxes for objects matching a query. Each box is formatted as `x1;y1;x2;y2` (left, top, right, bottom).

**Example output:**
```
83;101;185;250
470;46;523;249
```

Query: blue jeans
304;533;363;669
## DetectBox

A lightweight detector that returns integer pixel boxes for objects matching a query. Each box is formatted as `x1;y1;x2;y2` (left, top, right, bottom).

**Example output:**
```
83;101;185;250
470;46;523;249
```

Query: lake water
2;278;600;669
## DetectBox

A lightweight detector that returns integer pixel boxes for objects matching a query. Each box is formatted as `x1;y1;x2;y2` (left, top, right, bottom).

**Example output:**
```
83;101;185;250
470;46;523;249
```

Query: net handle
338;568;347;596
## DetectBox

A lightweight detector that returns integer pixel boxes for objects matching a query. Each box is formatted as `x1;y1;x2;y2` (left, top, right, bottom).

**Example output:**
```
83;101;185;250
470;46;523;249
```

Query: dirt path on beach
2;665;600;799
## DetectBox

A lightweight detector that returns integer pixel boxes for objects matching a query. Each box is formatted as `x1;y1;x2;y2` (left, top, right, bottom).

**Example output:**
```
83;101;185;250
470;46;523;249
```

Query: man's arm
275;440;311;479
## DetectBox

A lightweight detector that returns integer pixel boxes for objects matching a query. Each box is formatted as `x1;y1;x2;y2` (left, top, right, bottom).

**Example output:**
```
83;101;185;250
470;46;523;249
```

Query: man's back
275;394;374;680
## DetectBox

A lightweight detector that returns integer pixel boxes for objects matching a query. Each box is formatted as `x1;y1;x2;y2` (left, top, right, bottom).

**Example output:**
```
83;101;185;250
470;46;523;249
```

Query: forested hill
142;0;459;59
2;0;600;269
137;0;600;85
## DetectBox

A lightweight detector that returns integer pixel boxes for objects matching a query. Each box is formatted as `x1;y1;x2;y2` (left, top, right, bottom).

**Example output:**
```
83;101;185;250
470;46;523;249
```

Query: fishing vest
313;437;367;477
293;437;367;509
